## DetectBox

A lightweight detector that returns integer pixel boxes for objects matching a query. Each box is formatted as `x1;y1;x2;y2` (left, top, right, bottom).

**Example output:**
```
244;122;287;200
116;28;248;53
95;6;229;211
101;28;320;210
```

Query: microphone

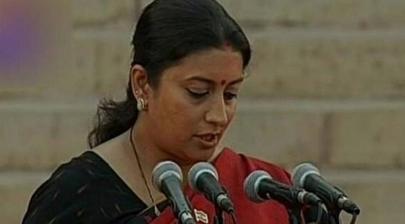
292;163;360;215
152;161;196;224
188;162;235;213
244;170;321;207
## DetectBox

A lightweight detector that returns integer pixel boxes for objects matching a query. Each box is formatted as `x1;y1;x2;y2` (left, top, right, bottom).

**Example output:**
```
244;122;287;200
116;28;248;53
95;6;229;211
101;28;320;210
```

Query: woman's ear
130;65;151;99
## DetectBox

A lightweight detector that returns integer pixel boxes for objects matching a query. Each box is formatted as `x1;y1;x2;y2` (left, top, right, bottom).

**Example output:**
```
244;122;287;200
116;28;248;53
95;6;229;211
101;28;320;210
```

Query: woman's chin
186;146;221;163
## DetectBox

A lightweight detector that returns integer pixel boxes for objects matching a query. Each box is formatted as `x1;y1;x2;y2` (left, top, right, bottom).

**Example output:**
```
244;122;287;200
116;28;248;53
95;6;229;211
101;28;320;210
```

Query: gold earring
137;98;147;111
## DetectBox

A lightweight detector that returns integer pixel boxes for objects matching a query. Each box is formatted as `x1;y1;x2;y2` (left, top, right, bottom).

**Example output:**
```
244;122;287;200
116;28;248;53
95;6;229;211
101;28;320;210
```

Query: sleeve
22;166;96;224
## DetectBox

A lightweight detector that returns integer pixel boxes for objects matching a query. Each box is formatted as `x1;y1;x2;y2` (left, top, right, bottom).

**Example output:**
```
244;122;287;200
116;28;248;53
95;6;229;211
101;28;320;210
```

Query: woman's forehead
161;49;244;83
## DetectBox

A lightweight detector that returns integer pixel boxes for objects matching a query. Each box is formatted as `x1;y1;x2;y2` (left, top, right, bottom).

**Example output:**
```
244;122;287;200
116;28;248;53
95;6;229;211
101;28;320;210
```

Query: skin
134;47;244;166
94;47;245;207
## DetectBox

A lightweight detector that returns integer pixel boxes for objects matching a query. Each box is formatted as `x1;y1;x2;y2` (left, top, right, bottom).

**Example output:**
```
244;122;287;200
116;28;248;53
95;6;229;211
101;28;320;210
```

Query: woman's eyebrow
185;76;215;85
228;77;244;85
185;76;244;85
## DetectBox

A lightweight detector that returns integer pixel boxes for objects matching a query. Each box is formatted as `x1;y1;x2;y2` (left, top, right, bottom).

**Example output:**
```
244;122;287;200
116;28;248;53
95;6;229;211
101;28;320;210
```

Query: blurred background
1;0;405;223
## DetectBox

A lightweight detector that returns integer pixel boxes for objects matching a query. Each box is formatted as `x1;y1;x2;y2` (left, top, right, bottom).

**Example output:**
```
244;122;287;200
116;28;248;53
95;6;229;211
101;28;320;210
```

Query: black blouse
22;151;168;224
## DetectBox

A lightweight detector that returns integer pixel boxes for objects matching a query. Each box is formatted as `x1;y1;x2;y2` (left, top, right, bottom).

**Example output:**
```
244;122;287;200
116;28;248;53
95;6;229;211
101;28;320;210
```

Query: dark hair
87;0;251;148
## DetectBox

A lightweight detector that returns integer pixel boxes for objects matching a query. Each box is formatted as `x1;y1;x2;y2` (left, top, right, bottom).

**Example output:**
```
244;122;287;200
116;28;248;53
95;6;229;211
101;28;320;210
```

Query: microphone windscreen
292;163;320;187
188;162;218;191
152;161;183;191
243;170;272;203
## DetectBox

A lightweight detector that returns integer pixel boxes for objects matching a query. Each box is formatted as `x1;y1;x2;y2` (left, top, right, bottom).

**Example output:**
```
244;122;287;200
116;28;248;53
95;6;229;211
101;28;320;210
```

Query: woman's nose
204;96;228;126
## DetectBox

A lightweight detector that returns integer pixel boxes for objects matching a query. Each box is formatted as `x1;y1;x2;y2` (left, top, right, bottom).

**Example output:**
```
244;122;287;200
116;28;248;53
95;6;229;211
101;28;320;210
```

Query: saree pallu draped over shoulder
144;148;292;224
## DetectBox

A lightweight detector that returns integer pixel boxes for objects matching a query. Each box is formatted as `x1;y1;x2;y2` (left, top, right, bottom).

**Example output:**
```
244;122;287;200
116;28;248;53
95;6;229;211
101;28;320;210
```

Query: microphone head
152;161;183;191
243;170;272;203
292;163;320;188
188;162;218;191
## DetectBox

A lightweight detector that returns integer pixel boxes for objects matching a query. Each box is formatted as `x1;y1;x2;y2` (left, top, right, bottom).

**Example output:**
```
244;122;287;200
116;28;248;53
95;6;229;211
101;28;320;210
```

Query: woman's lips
194;134;219;148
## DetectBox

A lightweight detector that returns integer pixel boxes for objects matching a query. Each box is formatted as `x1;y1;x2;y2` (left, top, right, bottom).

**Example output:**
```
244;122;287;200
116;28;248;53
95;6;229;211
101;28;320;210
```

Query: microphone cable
349;214;358;224
317;206;358;224
231;212;237;224
214;209;238;224
315;203;323;224
214;207;224;224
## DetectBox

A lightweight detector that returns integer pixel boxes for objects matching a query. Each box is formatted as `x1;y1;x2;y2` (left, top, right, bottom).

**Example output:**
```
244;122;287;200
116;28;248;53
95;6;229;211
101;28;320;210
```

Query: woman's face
145;48;244;164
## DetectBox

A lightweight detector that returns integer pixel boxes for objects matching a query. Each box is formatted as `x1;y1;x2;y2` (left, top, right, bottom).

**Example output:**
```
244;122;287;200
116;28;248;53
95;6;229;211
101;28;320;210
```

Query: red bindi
221;80;226;86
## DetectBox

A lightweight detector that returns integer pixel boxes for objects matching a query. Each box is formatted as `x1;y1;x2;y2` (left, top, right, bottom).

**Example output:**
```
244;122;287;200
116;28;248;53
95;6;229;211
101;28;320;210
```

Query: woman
23;0;292;223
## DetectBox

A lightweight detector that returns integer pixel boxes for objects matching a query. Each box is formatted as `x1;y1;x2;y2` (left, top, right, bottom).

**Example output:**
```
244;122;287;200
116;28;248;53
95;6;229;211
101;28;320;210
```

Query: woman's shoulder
22;151;142;224
30;151;99;196
33;151;109;195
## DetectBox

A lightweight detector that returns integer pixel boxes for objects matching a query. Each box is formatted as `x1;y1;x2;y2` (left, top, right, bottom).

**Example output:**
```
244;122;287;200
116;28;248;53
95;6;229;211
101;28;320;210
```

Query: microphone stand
169;195;196;224
213;187;235;224
288;206;304;224
303;204;341;224
214;204;225;224
327;209;341;224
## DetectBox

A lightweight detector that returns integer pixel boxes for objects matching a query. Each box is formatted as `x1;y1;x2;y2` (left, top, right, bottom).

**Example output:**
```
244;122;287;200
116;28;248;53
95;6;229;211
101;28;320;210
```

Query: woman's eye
187;89;208;98
224;92;238;101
